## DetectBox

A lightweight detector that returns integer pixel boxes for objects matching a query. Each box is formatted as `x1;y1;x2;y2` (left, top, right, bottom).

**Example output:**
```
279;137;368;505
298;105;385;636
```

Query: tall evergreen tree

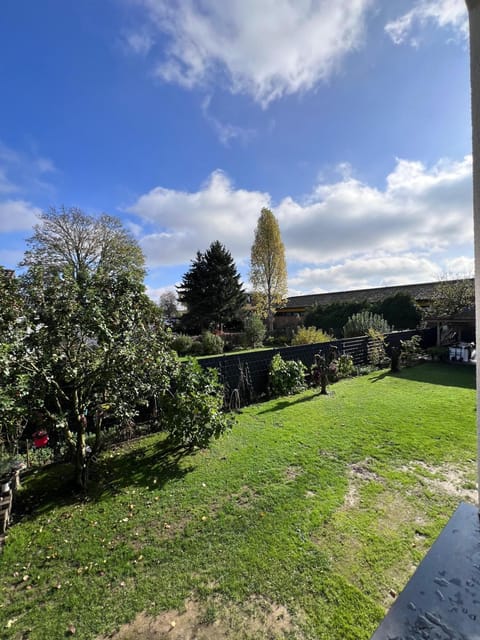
250;208;288;332
177;241;246;333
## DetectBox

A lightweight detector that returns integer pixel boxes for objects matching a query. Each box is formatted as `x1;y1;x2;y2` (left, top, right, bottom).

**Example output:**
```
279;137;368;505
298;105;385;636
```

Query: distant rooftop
279;279;474;311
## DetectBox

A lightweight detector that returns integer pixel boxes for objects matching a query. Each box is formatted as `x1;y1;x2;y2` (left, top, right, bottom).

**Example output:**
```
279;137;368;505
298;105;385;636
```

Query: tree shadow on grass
14;435;196;522
369;362;475;390
257;391;323;415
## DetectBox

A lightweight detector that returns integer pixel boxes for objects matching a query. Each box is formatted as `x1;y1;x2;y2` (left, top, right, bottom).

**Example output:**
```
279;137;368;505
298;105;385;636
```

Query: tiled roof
279;279;474;311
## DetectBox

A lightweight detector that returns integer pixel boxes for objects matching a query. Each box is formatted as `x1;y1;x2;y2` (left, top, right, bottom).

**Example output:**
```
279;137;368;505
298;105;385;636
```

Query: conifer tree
178;241;246;333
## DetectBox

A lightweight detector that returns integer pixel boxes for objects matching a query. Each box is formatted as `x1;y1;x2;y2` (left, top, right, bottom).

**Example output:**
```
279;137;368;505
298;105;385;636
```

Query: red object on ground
33;431;49;448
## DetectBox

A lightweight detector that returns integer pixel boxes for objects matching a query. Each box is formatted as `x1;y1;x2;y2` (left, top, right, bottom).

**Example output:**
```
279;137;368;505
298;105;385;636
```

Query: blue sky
0;0;474;300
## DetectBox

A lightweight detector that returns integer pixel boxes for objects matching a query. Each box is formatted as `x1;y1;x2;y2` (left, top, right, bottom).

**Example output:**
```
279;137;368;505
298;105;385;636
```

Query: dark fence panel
199;327;436;404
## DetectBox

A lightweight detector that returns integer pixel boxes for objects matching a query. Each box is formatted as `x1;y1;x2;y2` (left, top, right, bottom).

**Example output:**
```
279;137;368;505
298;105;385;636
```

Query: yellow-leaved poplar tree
250;208;288;332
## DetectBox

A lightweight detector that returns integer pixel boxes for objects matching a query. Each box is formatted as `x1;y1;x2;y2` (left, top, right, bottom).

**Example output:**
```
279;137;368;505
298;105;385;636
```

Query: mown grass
0;363;476;639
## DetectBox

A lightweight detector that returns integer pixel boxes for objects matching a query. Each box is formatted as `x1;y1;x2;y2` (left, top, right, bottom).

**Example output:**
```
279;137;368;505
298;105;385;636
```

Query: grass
0;363;477;639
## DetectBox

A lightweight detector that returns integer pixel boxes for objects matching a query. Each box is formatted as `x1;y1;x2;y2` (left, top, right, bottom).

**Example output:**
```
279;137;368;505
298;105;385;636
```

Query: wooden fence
198;328;436;406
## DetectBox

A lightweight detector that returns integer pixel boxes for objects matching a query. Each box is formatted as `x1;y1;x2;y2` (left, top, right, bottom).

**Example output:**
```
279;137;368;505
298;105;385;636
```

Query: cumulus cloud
282;155;473;265
128;170;270;265
0;200;41;232
0;142;54;254
128;155;473;293
385;0;468;46
135;0;373;106
289;255;440;294
443;255;474;275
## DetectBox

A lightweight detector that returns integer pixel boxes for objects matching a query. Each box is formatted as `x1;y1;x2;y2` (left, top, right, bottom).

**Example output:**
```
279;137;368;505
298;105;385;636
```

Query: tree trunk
73;415;88;491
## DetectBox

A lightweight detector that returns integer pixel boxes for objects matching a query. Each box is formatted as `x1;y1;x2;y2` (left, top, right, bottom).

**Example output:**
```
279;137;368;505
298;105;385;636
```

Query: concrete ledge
370;502;480;639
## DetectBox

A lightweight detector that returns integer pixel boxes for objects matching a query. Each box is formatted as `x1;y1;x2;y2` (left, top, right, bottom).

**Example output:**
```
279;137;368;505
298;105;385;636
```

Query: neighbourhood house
274;279;475;343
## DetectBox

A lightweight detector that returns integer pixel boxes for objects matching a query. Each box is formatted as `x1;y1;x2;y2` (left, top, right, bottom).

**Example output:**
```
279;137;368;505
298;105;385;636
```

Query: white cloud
0;168;17;195
145;283;178;302
443;255;474;275
385;0;468;46
278;155;473;265
0;200;41;232
128;154;473;293
0;141;56;197
0;142;54;245
136;0;373;106
201;96;254;146
289;255;440;293
128;170;270;266
122;30;154;55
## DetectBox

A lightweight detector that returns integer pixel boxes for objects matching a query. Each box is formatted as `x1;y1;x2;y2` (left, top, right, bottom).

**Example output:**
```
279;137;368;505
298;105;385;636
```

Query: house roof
278;279;474;312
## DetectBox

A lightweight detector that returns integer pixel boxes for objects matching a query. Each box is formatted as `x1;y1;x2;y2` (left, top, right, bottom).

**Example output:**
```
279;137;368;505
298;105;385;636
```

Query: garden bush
243;315;266;348
367;328;389;367
336;353;355;378
343;311;391;338
201;331;224;355
269;353;306;397
291;326;331;346
171;334;194;356
190;341;205;356
400;335;424;367
163;358;232;448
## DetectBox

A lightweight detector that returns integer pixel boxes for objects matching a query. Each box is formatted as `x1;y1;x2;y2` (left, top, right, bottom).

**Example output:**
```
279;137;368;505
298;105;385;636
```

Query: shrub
164;358;233;448
426;345;449;362
343;311;391;338
171;334;194;356
190;341;205;356
355;364;376;376
367;328;389;367
264;334;290;347
269;353;306;397
201;331;224;355
400;335;424;367
291;326;331;346
336;354;355;378
243;315;266;348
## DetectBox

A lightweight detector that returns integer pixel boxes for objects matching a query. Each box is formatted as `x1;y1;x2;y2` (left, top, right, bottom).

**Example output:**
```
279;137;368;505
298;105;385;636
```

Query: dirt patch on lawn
99;595;301;640
232;485;259;509
284;465;303;482
343;459;383;509
400;460;477;504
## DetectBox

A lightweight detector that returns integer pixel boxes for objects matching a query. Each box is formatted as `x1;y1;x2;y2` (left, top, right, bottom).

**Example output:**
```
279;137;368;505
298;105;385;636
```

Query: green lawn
0;363;477;640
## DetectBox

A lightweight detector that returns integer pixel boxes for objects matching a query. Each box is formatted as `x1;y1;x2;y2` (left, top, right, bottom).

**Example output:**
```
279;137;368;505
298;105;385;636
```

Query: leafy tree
158;290;179;325
372;293;422;330
243;314;266;348
303;301;365;338
20;207;178;489
430;277;475;318
0;268;29;454
178;241;246;334
343;311;391;338
250;208;288;333
164;359;232;448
